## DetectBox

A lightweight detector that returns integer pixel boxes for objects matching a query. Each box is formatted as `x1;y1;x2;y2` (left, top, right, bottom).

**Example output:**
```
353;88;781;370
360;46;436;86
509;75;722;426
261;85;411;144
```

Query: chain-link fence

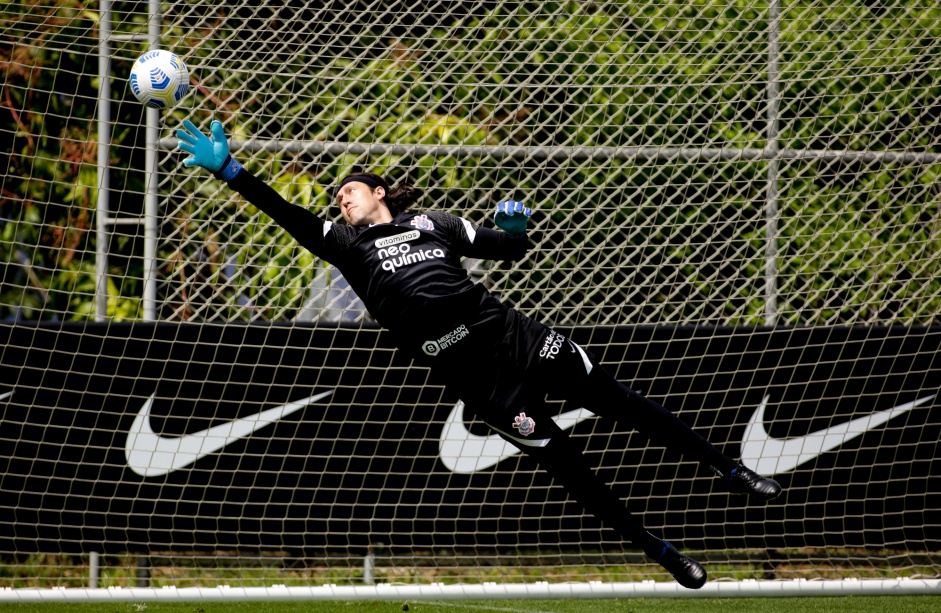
5;0;939;326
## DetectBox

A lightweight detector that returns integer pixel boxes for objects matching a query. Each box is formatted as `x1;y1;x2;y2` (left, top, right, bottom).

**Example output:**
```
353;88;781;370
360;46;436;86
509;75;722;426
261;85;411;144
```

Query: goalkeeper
178;120;782;590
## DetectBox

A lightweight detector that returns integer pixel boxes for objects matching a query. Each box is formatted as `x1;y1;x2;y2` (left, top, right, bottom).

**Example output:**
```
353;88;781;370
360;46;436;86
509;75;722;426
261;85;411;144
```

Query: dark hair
338;171;423;215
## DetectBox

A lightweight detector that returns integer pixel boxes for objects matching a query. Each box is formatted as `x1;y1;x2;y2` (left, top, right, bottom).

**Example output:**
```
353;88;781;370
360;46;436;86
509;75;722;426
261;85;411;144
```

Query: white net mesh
3;1;940;325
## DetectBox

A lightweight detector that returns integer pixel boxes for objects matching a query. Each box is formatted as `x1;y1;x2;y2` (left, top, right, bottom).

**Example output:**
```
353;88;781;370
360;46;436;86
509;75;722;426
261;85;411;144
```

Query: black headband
336;174;390;196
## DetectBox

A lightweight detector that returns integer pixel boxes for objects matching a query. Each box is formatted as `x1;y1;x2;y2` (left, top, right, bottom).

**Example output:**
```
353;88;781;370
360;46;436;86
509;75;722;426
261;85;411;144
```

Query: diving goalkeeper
178;120;782;590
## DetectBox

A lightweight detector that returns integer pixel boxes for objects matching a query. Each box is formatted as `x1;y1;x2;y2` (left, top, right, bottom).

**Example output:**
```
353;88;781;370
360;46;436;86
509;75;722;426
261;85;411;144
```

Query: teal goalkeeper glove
176;119;243;181
494;200;532;236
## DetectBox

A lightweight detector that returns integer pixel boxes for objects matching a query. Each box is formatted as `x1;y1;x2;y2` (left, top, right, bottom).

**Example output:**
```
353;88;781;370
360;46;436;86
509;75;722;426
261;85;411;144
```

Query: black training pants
439;308;735;551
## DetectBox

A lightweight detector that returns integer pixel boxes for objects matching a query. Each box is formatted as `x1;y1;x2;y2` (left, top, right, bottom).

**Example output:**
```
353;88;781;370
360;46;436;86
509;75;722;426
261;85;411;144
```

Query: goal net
1;0;940;596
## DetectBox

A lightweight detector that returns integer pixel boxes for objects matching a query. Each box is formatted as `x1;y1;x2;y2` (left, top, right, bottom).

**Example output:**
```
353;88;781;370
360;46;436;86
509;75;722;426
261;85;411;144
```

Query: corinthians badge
513;412;536;436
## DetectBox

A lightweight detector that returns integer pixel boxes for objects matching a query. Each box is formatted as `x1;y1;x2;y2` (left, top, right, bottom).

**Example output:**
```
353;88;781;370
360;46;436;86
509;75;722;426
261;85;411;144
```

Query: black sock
639;531;667;559
521;432;655;549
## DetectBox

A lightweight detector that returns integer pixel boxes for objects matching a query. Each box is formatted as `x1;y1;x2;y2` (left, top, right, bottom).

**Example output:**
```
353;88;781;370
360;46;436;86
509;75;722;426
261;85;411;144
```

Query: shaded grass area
2;597;941;613
2;549;940;589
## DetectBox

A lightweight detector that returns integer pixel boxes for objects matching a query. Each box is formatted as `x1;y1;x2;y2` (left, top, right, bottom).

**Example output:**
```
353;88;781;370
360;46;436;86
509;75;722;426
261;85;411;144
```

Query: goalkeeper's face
336;181;392;226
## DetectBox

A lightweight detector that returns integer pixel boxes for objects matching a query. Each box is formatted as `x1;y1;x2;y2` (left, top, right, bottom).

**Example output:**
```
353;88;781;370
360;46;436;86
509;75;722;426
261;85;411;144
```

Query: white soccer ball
129;50;189;109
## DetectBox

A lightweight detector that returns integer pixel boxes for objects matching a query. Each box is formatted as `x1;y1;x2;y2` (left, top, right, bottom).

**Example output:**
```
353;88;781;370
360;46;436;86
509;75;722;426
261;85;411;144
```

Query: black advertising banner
0;323;938;554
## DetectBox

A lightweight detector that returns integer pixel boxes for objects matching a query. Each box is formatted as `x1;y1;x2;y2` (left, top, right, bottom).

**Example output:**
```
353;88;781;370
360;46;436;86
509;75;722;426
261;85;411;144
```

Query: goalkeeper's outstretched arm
178;120;534;264
176;120;330;256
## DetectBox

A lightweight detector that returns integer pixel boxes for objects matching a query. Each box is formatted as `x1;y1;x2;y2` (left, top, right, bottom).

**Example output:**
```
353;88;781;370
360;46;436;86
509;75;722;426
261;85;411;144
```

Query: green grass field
2;597;941;613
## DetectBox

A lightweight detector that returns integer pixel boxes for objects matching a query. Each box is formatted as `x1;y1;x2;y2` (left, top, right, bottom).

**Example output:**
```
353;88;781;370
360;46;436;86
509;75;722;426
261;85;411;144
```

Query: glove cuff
212;155;243;182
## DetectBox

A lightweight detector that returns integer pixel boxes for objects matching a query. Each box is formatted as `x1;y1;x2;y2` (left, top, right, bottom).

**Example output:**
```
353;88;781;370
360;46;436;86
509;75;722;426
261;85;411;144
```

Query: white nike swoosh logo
0;391;13;401
125;391;334;477
439;400;595;474
742;394;936;476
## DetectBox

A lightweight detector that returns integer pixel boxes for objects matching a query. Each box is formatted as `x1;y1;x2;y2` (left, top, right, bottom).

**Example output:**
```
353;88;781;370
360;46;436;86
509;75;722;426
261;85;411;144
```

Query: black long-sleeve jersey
226;170;531;357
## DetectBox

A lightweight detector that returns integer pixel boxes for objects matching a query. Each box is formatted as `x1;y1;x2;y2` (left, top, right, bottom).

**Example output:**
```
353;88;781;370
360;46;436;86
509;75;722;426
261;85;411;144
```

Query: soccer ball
129;50;189;109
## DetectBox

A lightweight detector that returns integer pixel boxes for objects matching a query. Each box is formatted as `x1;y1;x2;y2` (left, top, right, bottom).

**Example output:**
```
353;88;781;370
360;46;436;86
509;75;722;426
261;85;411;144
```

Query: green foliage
1;0;939;323
1;0;144;321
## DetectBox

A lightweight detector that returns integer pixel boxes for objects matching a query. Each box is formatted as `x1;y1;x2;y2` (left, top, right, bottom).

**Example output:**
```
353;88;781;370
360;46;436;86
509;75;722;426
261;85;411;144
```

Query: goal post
2;0;941;599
